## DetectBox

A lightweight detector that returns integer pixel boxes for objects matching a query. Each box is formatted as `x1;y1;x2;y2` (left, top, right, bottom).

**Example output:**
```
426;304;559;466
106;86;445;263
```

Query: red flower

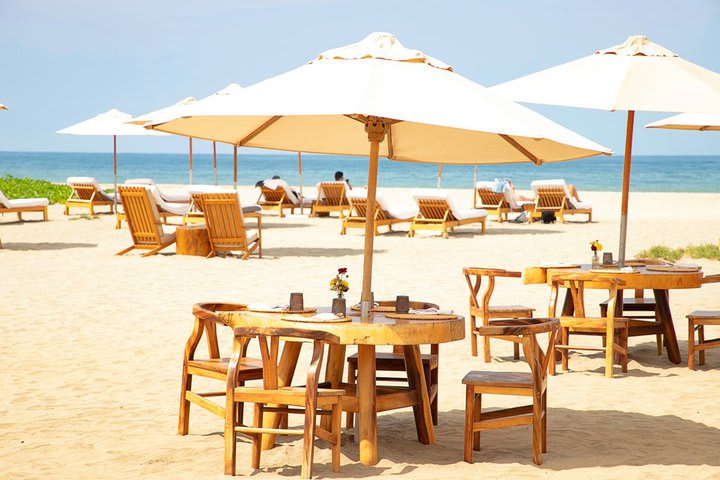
338;267;348;274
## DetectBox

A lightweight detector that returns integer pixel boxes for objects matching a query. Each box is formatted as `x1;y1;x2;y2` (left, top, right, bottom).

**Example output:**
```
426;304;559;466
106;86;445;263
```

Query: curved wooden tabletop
523;264;704;290
220;307;465;346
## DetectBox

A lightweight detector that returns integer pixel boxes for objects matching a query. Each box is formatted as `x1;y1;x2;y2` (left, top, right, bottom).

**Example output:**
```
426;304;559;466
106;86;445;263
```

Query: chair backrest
463;267;523;312
318;182;349;206
415;198;456;221
202;192;250;250
188;192;205;214
233;326;340;390
260;185;288;203
68;179;102;201
475;188;507;208
118;186;164;247
534;187;566;210
0;189;11;208
348;196;389;220
190;302;246;360
549;273;625;319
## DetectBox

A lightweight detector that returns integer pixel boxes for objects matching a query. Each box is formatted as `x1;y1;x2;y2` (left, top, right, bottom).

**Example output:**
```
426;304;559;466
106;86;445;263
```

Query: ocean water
0;151;718;192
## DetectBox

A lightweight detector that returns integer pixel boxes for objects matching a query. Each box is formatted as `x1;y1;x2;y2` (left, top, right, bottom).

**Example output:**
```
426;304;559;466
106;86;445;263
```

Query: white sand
1;186;719;479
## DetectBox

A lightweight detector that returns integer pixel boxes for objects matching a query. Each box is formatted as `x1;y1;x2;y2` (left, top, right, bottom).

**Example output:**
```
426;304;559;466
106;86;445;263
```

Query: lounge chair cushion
67;176;120;203
531;179;592;210
412;189;488;220
0;190;49;208
348;189;418;220
263;178;314;206
127;178;191;203
242;204;262;214
125;184;188;215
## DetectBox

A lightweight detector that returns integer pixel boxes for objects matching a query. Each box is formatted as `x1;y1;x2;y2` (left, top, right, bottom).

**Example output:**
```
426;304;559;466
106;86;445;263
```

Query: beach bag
510;211;528;223
541;211;556;224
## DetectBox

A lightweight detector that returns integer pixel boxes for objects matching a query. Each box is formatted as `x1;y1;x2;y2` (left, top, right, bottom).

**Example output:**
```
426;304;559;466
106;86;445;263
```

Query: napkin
620;267;636;273
409;307;454;315
313;313;344;320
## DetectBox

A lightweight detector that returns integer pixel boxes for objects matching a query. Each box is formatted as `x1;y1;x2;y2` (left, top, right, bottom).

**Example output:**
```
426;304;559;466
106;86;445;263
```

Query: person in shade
334;171;352;190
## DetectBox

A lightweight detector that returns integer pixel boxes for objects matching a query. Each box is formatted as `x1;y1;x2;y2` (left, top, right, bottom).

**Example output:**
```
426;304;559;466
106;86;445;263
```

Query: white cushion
127;184;188;215
531;179;591;210
8;198;49;208
125;178;155;185
0;190;11;208
348;189;418;220
455;208;488;221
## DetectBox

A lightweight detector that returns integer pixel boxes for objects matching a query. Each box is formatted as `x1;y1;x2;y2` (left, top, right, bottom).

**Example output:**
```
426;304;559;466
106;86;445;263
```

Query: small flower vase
591;251;600;267
331;297;346;316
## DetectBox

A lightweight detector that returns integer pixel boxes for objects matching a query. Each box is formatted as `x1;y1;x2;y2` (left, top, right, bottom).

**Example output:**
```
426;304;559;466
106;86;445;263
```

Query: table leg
403;345;435;445
357;344;378;465
321;344;346;431
653;289;681;364
260;340;302;451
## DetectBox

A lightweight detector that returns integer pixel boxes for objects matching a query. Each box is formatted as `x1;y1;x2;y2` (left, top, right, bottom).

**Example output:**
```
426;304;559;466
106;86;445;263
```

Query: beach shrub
636;243;720;262
685;243;720;261
0;175;71;204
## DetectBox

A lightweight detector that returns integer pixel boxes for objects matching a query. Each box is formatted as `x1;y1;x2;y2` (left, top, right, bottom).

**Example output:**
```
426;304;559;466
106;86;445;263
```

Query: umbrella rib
499;134;542;165
237;116;282;146
386;124;394;159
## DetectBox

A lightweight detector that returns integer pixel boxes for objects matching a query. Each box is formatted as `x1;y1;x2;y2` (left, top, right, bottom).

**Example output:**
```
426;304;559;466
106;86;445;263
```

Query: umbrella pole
618;110;635;267
473;165;478;208
233;145;238;189
188;138;193;184
361;119;384;320
437;164;443;188
213;141;218;186
298;152;303;214
113;135;118;214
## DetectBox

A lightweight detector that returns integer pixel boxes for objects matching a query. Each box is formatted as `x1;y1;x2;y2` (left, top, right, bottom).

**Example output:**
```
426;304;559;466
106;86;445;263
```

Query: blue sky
0;0;718;155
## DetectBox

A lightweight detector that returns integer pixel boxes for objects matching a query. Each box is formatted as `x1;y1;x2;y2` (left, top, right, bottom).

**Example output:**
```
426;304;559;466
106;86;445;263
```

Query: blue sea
0;151;718;192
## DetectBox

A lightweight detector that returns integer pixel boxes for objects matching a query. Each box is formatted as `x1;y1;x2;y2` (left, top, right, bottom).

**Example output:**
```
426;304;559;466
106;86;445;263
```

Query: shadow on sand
0;242;97;251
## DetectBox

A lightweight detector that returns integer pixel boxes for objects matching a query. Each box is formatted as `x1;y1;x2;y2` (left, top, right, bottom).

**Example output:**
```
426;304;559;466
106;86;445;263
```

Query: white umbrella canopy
0;104;7;110
492;35;720;265
57;109;168;211
646;112;720;131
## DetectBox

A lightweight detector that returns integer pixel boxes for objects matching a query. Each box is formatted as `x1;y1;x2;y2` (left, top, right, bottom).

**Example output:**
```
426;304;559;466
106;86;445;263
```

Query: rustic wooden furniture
463;318;558;466
528;182;592;223
687;274;720;370
202;192;262;259
311;182;350;218
116;186;176;256
0;190;49;221
524;264;705;365
345;300;441;428
549;273;629;378
219;306;465;466
225;326;344;478
175;224;212;256
409;198;486;238
341;196;415;235
179;303;263;435
64;178;115;215
463;267;535;361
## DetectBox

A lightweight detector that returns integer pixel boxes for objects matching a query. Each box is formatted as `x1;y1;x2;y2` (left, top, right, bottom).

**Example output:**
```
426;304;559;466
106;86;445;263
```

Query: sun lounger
0;189;48;221
116;186;176;256
201;191;262;259
257;178;314;217
125;178;191;203
64;176;118;215
409;190;487;238
474;180;534;222
117;183;189;229
184;186;261;224
311;181;351;218
341;189;418;235
529;179;592;223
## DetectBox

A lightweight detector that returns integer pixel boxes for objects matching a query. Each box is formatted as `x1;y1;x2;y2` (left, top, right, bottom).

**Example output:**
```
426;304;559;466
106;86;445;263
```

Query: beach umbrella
57;108;168;212
492;35;720;265
147;31;611;316
646;113;720;131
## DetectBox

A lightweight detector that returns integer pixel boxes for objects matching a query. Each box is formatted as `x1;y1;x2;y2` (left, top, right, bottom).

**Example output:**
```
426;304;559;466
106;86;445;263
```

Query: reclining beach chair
184;187;261;225
529;179;592;223
0;189;48;221
341;189;418;235
125;178;191;203
64;176;118;215
201;191;262;259
311;181;351;218
257;178;314;217
117;183;189;229
116;186;176;256
409;190;487;238
474;180;534;222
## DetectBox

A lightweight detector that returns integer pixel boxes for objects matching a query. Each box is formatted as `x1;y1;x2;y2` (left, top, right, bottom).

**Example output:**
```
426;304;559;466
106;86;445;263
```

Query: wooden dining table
220;306;465;466
523;264;705;364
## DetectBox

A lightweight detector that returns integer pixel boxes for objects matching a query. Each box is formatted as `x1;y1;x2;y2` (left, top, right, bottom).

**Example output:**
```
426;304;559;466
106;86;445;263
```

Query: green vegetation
0;176;71;204
636;243;720;262
68;214;100;221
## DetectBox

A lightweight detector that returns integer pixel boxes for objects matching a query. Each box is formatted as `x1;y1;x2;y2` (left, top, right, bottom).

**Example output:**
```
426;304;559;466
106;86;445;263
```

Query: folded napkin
313;313;345;320
619;267;636;273
409;307;454;315
247;303;288;311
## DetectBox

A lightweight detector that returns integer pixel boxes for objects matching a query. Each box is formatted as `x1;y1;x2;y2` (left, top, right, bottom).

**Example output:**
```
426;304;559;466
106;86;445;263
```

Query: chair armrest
703;274;720;284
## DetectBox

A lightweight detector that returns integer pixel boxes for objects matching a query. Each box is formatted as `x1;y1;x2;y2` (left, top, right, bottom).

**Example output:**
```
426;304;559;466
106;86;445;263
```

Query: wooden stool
687;311;720;369
463;318;558;466
176;224;212;256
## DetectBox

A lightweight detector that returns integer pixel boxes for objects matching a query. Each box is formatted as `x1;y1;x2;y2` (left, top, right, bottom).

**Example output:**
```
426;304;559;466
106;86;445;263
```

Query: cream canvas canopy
492;35;720;264
57;108;168;211
646;113;720;131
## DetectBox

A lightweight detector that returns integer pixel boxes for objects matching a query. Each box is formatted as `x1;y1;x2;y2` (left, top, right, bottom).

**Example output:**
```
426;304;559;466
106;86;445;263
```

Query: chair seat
346;352;437;370
687;310;720;320
462;371;533;388
600;297;656;310
188;357;263;375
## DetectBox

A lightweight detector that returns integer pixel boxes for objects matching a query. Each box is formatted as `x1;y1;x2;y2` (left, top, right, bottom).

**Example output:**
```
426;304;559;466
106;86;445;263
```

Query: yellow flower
596;243;603;251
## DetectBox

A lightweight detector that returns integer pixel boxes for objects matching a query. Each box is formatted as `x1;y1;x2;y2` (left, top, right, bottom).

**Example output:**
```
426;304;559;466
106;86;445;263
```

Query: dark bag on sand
541;211;556;224
510;211;528;223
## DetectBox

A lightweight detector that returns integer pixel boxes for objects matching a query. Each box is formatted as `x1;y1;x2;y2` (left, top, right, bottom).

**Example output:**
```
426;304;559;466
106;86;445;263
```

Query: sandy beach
2;186;719;479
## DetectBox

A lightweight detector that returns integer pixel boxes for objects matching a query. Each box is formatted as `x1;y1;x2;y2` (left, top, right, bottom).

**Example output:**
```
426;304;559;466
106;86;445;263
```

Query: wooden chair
409;197;486;238
178;303;263;435
225;326;344;478
473;183;533;223
463;268;535;361
344;301;440;428
549;273;629;378
183;192;207;224
257;186;297;217
528;180;592;223
687;274;720;370
116;186;176;256
64;177;115;215
0;189;48;221
463;318;559;466
202;192;262;259
311;182;350;218
341;196;415;236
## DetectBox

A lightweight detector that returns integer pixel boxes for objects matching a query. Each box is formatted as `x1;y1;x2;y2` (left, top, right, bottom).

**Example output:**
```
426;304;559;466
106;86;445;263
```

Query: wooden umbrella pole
618;110;635;267
233;145;238;188
437;164;443;188
297;152;303;214
188;138;193;184
113;135;118;214
212;141;218;186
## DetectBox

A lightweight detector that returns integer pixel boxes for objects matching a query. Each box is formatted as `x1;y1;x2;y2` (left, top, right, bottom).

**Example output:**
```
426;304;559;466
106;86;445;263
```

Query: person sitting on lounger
494;178;533;202
334;171;352;190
